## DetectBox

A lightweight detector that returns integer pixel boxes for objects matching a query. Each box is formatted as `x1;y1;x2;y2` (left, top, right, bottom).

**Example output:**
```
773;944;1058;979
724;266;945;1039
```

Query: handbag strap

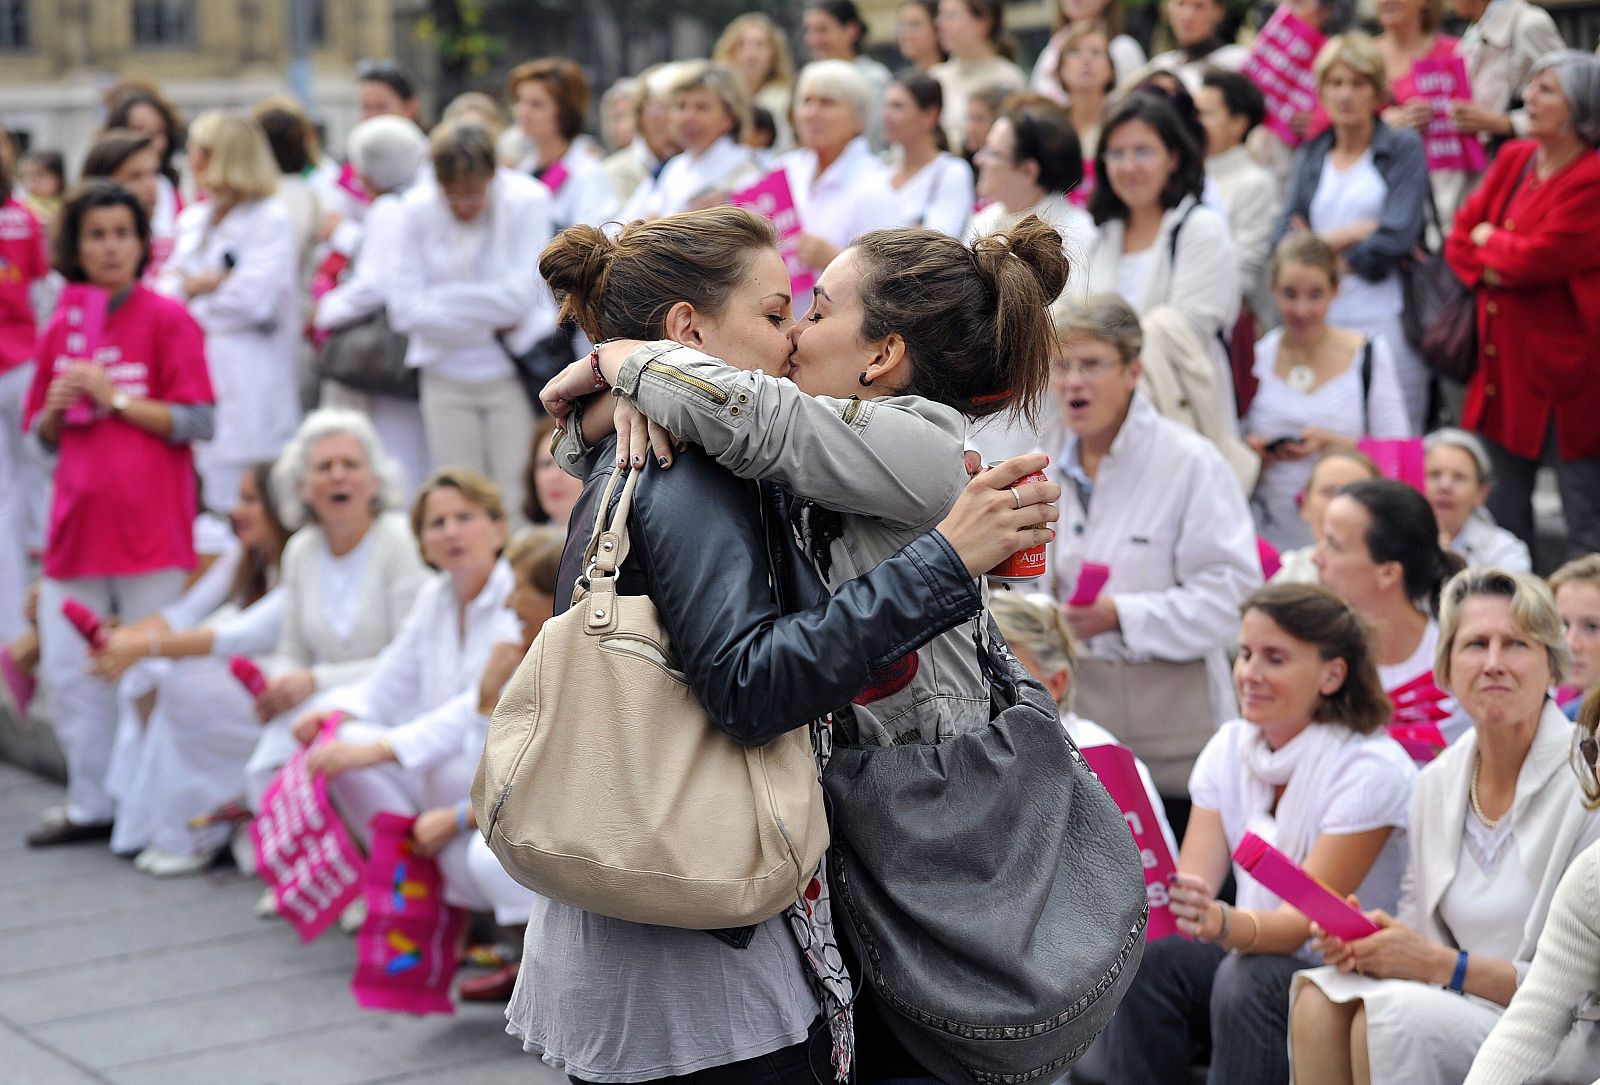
1359;337;1374;434
574;465;642;633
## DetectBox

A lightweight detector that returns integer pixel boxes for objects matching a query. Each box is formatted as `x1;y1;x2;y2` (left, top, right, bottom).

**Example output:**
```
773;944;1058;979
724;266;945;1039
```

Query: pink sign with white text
251;714;364;943
1243;7;1327;148
1408;56;1487;174
1081;743;1179;941
351;812;465;1015
730;169;816;303
57;284;109;426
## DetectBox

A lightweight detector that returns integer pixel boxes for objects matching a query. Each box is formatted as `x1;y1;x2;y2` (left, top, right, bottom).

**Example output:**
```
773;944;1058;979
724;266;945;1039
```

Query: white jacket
1208;145;1282;325
1450;513;1533;573
388;169;556;383
1046;393;1262;728
313;193;404;331
157;197;302;464
519;142;619;230
780;137;901;254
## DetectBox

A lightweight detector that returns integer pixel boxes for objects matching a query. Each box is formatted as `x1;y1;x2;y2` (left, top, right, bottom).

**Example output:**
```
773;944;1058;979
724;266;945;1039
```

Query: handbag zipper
644;361;729;405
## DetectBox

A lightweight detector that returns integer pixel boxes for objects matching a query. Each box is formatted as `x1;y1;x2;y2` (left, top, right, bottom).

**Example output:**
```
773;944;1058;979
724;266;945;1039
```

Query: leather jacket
555;436;983;745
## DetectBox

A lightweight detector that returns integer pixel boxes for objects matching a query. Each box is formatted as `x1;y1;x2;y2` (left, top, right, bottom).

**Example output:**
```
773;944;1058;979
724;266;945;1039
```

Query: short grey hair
1527;50;1600;146
346;116;428;195
1054;293;1143;365
669;60;752;142
1435;567;1571;693
269;408;407;530
1424;427;1493;486
796;59;875;127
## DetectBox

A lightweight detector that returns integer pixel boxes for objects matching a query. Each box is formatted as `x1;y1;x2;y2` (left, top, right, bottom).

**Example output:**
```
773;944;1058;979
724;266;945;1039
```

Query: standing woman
102;81;185;267
157;111;300;514
782;61;901;277
1105;583;1415;1085
1032;0;1146;101
1314;478;1473;744
1276;33;1430;433
883;72;975;237
507;59;617;230
1144;0;1249;94
1443;50;1600;560
1244;235;1410;552
1057;24;1119;164
714;13;796;152
387;122;555;526
622;62;760;221
1041;295;1261;822
1375;0;1466;216
80;130;174;282
1086;93;1241;425
1450;0;1565;164
896;0;946;72
930;0;1027;152
22;183;215;846
803;0;893;101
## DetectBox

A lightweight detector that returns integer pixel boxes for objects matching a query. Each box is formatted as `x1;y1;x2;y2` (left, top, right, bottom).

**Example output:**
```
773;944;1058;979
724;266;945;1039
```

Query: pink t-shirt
24;284;215;580
1390;36;1461;106
0;196;49;373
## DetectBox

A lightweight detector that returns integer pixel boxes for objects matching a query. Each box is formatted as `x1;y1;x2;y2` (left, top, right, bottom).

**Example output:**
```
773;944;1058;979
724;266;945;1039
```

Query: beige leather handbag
471;466;828;929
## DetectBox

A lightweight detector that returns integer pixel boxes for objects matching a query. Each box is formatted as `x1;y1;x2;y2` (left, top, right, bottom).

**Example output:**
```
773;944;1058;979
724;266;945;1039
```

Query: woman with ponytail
1313;477;1474;747
882;71;975;237
508;206;1060;1084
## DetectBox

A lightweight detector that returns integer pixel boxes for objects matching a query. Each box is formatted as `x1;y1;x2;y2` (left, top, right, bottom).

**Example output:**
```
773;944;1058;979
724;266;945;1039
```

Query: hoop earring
858;371;873;387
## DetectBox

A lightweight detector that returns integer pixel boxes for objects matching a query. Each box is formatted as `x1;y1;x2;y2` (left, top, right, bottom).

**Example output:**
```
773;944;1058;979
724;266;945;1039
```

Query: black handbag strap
1359;337;1374;434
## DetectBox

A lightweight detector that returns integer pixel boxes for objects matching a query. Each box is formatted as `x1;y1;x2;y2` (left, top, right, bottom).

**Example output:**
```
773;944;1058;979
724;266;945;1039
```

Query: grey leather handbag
824;625;1148;1084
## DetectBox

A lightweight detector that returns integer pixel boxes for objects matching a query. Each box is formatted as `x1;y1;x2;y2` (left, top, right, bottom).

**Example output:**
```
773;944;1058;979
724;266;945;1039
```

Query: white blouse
890;152;975;238
780;136;901;254
622;135;761;221
1310;150;1404;325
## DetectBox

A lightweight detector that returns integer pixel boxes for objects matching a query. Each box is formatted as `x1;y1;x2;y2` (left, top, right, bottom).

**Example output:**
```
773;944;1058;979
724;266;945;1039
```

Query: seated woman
299;469;536;933
96;463;291;875
1244;234;1410;553
989;589;1176;856
1424;428;1532;573
243;410;427;815
1290;568;1600;1085
1271;448;1379;585
1551;555;1600;722
520;415;583;533
521;207;1061;1083
1104;581;1416;1084
1315;478;1473;746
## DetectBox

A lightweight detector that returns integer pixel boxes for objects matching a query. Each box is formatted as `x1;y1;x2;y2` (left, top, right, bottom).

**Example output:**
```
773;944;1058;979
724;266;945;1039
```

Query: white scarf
1237;722;1355;912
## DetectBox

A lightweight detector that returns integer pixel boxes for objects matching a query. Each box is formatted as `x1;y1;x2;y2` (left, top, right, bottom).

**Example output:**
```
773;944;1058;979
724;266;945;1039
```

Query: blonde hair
442;91;508;139
1550;554;1600;598
505;526;565;596
990;592;1079;708
1055;293;1143;365
187;111;278;203
1435;567;1572;693
669;60;753;142
1271;233;1341;290
1314;32;1390;106
713;13;795;92
410;466;506;550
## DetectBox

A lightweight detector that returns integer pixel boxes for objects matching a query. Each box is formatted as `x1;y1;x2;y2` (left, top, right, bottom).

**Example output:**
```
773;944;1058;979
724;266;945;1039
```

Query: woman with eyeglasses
1290;568;1600;1085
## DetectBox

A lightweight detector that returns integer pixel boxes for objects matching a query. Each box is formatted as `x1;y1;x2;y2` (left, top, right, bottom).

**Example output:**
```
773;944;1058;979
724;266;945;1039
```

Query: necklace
1469;754;1501;830
1281;330;1330;393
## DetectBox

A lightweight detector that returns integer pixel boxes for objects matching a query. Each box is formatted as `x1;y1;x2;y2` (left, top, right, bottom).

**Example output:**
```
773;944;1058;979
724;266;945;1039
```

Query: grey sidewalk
0;761;563;1085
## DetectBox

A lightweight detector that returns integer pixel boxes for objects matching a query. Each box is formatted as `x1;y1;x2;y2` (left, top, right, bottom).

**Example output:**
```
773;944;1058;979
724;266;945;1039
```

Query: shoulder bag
1356;338;1427;490
824;623;1148;1083
314;309;418;399
470;465;829;930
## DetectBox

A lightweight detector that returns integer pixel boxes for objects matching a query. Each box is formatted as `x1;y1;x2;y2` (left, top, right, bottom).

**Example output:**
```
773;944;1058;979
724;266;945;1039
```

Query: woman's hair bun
973;214;1068;305
538;223;616;340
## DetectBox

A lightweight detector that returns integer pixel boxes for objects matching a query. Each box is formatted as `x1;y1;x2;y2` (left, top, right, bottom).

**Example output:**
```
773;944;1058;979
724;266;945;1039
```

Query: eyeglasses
1104;146;1162;166
1051;357;1121;378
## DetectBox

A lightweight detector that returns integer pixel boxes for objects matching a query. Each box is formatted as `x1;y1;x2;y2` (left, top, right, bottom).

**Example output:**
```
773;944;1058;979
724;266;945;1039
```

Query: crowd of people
2;0;1600;1081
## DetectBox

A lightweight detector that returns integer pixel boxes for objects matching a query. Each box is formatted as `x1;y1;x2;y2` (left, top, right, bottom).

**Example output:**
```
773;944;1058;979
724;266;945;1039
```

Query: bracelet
1213;901;1232;945
590;347;609;389
455;799;471;833
1448;949;1469;994
147;630;161;658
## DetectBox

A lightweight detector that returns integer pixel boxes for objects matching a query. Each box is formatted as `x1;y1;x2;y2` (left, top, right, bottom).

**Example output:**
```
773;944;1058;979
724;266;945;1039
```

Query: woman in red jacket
1443;49;1600;560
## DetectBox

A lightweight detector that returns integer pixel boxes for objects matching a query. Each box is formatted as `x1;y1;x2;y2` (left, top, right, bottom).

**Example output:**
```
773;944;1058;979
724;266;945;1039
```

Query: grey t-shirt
505;896;819;1081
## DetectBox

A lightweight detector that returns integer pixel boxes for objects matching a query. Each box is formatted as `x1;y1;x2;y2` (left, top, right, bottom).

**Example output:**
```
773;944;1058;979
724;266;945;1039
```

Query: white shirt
313;192;405;331
1310;150;1404;325
156;196;302;463
1189;718;1415;952
1451;514;1532;573
330;560;520;772
1144;44;1251;95
387;169;557;382
1245;330;1410;551
1207;144;1282;319
930;54;1027;152
319;530;374;642
1115;246;1155;305
780;136;901;254
890;152;975;238
622;135;760;221
518;142;618;230
1047;393;1263;728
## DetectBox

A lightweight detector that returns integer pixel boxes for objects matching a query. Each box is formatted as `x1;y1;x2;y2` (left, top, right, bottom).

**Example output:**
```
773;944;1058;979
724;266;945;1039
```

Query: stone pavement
0;761;565;1085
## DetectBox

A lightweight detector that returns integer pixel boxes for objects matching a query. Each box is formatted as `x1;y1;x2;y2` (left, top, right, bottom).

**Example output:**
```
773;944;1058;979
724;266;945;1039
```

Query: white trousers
106;656;261;858
418;371;535;530
321;383;431;497
327;720;535;924
38;570;188;823
0;363;49;640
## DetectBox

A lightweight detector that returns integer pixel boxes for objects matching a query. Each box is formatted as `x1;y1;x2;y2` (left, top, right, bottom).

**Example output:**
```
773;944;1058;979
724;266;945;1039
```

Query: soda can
985;460;1049;582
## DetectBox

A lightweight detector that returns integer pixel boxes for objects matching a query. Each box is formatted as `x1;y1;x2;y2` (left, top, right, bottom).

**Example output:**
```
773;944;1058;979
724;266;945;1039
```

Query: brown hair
506;527;566;596
522;415;563;525
80;129;155;182
1055;0;1125;36
713;13;796;91
1057;23;1118;97
507;58;591;143
540;207;778;342
251;96;321;175
230;460;293;608
953;0;1017;61
851;215;1067;427
1271;232;1341;290
409;467;506;569
1243;583;1392;734
430;121;497;184
1575;689;1600;811
102;79;186;185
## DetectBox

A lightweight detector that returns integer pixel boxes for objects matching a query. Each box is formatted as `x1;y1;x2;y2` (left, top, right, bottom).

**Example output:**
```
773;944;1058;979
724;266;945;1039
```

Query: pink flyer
351;812;465;1015
1243;7;1327;148
1409;55;1487;173
730;169;817;303
57;283;109;426
1081;743;1180;941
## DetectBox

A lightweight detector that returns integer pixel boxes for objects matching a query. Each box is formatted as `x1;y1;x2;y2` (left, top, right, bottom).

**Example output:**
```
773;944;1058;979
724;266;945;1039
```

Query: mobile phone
1264;436;1298;454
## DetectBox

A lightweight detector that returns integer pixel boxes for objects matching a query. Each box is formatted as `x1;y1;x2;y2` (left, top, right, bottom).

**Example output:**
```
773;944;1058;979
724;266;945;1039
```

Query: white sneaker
338;896;368;934
229;826;257;877
254;886;281;919
139;849;216;877
133;849;158;873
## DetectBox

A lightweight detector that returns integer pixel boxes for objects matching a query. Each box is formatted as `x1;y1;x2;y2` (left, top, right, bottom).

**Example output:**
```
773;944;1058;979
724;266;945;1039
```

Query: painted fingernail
632;456;643;468
658;456;669;468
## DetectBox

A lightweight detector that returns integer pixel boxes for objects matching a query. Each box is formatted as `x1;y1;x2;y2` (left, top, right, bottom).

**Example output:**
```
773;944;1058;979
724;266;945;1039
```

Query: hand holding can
936;454;1059;579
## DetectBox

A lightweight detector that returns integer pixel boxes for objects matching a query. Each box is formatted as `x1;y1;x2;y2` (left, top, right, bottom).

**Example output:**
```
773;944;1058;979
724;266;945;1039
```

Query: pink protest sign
1389;722;1446;763
1243;7;1327;148
251;715;364;943
1408;55;1486;174
730;169;816;302
1388;670;1451;726
1358;436;1426;492
1081;743;1179;941
336;161;372;206
1234;831;1380;941
58;284;109;426
351;812;465;1015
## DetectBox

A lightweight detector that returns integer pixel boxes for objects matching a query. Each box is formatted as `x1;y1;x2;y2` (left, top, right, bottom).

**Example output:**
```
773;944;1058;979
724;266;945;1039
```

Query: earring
858;371;873;387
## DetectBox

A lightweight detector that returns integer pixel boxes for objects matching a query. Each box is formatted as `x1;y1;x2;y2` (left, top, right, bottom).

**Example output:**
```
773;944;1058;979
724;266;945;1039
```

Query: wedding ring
1013;488;1024;510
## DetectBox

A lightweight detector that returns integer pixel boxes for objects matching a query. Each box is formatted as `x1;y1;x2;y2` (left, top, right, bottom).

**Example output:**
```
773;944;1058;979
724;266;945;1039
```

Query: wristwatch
110;390;131;415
